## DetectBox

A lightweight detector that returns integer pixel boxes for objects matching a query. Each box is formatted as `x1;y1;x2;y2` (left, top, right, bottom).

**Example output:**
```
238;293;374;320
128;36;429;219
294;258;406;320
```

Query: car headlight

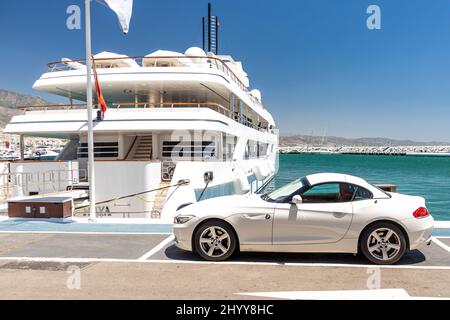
174;215;195;224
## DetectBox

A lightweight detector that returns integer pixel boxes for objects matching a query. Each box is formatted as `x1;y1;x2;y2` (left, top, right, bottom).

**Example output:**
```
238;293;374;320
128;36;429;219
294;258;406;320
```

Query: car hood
176;194;267;218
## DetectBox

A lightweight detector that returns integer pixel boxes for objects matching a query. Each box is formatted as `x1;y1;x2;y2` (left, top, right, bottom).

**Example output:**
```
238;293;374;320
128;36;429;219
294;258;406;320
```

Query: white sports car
173;173;434;265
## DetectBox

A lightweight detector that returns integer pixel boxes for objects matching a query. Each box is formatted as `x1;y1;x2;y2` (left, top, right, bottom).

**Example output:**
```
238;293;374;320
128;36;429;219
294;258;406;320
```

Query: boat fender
233;169;250;195
253;163;268;180
267;161;275;174
262;162;272;176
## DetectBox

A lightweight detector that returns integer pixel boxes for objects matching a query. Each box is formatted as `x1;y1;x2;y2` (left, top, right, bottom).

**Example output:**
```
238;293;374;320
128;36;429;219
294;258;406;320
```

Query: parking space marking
1;255;450;270
237;288;412;300
434;221;450;228
236;289;450;300
0;256;130;263
0;231;172;235
137;235;175;261
432;237;450;253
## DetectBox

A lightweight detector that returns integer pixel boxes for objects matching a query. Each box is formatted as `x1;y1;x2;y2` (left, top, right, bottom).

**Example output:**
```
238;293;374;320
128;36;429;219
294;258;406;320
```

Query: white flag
96;0;133;34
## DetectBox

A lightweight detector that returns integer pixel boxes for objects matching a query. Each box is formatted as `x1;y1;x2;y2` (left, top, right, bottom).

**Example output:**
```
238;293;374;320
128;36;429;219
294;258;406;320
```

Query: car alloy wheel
194;221;237;261
361;222;407;265
199;226;230;258
367;228;402;261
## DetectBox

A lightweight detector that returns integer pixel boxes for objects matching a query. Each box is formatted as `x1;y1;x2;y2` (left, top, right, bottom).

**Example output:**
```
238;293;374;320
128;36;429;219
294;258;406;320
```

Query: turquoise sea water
268;154;450;221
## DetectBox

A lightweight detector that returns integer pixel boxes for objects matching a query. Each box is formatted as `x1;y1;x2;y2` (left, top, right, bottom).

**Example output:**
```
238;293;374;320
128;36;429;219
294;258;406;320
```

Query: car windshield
262;177;309;202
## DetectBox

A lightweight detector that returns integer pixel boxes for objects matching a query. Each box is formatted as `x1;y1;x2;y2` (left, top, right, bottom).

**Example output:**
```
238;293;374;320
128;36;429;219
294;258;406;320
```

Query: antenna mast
203;2;219;54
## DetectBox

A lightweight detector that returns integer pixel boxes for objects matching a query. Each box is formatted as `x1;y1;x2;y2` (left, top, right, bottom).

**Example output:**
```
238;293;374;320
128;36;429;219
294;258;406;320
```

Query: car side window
350;184;373;201
301;183;341;203
300;182;372;203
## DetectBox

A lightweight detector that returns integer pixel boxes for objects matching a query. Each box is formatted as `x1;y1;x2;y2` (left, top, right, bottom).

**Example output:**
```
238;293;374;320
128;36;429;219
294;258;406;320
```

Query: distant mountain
280;134;450;147
0;89;51;128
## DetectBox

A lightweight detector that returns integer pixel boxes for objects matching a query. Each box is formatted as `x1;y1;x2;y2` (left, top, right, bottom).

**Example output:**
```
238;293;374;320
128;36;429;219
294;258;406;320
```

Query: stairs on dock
132;135;153;160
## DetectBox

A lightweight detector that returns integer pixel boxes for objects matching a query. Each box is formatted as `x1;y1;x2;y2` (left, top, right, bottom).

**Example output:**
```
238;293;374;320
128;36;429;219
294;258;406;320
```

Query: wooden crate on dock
8;196;73;219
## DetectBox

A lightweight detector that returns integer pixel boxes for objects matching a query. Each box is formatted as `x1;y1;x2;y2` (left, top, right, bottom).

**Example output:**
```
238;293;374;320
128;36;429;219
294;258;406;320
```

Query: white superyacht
1;15;278;222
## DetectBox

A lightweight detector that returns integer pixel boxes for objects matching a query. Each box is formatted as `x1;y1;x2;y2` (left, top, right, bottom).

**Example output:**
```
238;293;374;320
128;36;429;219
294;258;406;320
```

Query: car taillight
413;207;429;218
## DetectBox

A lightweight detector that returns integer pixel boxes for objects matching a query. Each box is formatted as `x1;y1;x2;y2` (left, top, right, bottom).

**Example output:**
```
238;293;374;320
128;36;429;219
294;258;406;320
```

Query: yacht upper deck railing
112;101;232;117
18;103;90;111
18;102;269;131
46;55;250;93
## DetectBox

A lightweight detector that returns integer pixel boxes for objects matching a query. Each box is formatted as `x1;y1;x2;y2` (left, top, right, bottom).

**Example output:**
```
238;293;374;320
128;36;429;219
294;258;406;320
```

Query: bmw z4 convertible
173;173;434;265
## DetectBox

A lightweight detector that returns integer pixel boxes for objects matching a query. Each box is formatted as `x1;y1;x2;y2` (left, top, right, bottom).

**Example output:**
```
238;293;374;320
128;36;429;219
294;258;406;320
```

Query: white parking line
1;255;450;270
0;231;172;235
148;259;450;270
434;221;450;228
137;235;175;261
432;237;450;252
236;288;450;300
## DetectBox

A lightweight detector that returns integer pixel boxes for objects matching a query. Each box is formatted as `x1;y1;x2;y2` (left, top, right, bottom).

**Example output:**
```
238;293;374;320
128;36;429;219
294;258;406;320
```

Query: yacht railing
0;168;86;205
18;103;96;112
46;55;249;93
18;101;269;132
112;101;233;118
111;102;267;131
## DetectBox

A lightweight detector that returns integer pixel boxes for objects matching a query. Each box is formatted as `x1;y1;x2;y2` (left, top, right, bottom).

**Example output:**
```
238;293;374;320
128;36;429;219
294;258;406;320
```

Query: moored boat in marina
0;9;278;221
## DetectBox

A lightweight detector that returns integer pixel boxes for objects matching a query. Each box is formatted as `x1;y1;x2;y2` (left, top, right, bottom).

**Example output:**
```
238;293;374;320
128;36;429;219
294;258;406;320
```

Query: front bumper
173;218;200;252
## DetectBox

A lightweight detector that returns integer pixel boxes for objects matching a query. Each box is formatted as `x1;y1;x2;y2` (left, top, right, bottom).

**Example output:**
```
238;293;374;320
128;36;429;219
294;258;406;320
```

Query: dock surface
0;221;449;299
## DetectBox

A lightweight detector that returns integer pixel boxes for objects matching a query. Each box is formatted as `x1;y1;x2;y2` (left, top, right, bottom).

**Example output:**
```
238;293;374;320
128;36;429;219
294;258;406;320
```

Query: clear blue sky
0;0;449;141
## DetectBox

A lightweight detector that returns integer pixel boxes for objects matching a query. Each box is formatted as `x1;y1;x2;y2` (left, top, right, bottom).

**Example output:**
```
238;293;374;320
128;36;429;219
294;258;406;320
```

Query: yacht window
78;142;118;158
258;143;269;157
162;141;216;160
245;140;260;159
222;135;237;160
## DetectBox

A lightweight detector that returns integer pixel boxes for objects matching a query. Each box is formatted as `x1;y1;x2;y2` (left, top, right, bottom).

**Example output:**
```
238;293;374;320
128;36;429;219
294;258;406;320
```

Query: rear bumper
404;216;434;250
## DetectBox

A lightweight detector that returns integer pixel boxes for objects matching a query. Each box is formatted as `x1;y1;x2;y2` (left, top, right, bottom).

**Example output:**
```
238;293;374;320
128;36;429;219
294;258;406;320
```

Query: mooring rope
74;179;190;211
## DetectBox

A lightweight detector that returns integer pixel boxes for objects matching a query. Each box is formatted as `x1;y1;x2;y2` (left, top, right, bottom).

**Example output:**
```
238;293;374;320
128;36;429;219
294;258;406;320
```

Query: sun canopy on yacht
142;50;192;67
93;51;140;68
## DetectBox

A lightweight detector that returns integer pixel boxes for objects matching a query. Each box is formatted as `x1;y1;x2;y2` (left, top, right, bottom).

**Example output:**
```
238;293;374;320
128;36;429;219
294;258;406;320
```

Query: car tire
194;220;237;261
360;222;407;265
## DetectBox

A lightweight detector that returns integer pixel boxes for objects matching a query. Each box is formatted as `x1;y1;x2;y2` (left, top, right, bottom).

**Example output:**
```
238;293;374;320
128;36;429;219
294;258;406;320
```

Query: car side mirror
290;195;303;205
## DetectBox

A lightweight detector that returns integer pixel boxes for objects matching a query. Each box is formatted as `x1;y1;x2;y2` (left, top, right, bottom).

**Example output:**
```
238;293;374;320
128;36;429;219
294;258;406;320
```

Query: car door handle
243;214;270;220
333;211;348;217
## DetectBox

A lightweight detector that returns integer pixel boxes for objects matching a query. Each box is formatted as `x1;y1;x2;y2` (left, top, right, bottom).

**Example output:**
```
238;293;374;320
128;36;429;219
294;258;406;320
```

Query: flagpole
85;0;96;221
